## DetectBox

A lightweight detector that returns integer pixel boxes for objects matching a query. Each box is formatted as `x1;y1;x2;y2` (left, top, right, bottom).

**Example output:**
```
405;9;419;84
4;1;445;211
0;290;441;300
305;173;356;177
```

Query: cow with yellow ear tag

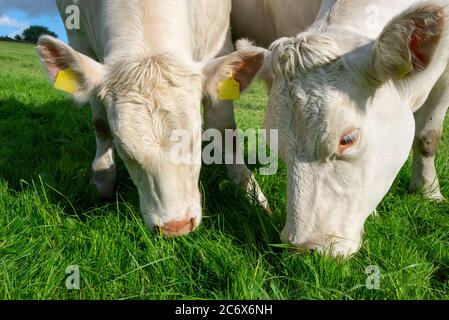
38;0;267;236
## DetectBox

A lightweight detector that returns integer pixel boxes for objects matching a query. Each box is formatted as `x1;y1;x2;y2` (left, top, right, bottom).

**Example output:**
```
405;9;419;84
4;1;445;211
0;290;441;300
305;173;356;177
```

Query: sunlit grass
0;41;448;300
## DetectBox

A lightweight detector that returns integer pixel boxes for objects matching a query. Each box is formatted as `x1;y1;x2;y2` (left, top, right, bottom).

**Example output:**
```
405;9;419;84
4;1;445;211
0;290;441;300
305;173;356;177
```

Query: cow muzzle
154;216;199;237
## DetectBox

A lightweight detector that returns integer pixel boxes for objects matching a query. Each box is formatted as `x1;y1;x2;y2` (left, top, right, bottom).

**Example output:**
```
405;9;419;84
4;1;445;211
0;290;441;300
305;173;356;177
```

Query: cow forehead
100;54;202;101
101;56;203;127
111;98;200;142
272;72;363;148
289;77;352;120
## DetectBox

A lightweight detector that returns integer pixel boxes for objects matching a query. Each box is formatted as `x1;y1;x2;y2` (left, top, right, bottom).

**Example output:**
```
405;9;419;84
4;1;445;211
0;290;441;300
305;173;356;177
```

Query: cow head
261;5;448;256
37;35;265;237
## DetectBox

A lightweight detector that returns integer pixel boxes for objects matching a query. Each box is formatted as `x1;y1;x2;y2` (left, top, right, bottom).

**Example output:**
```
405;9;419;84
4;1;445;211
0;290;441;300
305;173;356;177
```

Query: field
0;40;448;300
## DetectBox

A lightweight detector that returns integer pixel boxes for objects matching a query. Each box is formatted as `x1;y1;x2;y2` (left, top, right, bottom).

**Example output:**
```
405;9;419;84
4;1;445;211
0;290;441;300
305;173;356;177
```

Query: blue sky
0;0;68;42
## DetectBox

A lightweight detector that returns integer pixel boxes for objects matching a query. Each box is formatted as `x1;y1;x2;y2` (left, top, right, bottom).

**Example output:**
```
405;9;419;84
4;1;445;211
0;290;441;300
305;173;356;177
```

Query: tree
14;34;22;41
0;36;12;41
21;25;58;43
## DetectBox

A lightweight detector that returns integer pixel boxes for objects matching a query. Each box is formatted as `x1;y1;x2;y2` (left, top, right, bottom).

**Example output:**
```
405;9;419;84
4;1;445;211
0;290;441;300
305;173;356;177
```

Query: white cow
231;0;449;256
37;0;266;236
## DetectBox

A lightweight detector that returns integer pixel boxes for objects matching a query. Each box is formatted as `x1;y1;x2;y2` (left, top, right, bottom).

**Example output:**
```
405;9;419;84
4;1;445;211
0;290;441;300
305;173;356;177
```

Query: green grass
0;40;448;300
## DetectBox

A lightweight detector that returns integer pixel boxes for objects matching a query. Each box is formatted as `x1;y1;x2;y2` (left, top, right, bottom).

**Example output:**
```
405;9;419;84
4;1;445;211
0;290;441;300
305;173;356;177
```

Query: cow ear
372;5;447;81
37;35;103;102
203;44;269;101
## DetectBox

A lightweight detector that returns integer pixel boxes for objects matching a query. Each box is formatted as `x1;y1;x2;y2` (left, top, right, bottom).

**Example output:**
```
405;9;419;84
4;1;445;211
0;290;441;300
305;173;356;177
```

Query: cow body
230;0;449;256
231;0;324;47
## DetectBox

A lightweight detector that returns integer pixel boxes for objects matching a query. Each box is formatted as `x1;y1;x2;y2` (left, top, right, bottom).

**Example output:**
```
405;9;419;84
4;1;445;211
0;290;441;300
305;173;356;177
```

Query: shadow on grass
0;98;122;211
200;163;283;247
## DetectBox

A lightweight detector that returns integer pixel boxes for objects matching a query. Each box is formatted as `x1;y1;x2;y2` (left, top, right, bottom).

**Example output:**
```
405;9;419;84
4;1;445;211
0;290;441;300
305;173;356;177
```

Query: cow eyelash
341;134;356;146
338;129;360;154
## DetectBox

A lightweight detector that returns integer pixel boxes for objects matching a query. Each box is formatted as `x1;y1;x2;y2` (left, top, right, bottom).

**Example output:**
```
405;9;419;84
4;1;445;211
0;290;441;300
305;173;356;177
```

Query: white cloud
0;14;27;28
0;14;29;38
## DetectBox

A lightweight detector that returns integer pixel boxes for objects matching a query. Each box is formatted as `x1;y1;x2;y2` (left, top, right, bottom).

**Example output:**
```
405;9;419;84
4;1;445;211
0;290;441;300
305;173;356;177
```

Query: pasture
0;40;448;300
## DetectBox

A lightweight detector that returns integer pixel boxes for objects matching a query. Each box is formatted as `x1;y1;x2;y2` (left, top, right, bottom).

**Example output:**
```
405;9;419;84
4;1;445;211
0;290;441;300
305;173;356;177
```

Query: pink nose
156;218;196;237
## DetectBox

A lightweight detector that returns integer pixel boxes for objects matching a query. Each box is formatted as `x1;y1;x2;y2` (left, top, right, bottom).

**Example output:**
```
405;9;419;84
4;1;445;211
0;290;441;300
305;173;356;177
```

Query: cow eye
339;129;360;154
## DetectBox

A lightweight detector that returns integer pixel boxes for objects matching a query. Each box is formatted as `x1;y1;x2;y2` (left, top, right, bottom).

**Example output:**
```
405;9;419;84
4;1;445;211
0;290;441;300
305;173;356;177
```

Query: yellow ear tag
54;68;80;94
218;73;240;101
397;60;414;79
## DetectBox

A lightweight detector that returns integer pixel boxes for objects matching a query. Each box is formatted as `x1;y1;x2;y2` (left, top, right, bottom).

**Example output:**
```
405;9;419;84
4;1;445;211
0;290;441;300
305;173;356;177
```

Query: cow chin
280;196;367;258
281;225;364;258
